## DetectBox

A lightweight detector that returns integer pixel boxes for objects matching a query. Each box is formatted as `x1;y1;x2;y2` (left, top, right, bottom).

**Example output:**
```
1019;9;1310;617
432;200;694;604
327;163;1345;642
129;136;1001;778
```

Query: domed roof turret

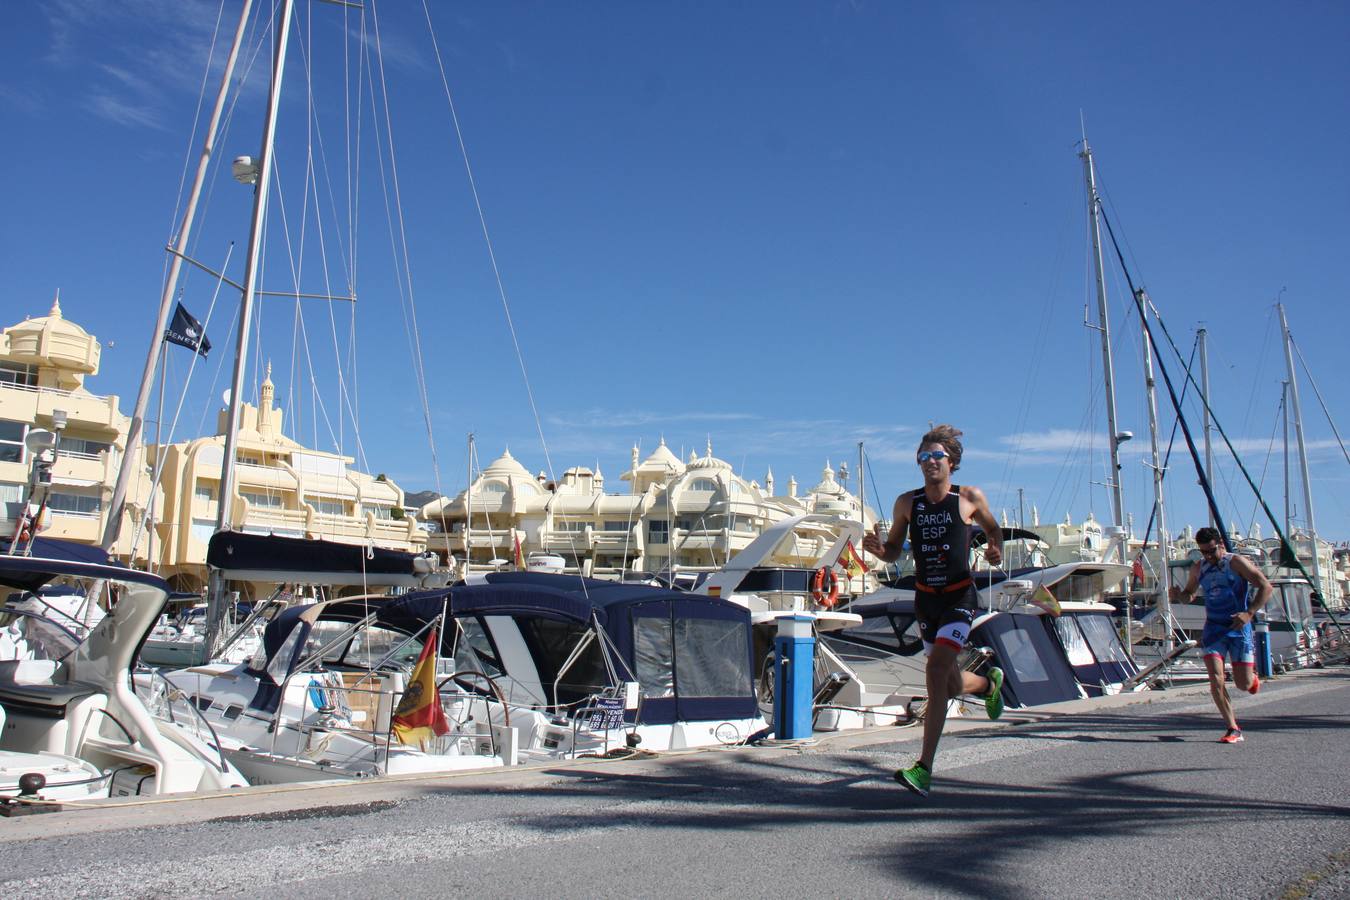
687;438;732;471
3;295;100;378
482;447;533;480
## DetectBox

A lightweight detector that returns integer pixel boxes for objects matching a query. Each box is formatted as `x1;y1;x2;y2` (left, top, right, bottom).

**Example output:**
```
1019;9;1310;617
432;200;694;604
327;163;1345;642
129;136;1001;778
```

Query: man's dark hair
1195;526;1221;545
918;424;963;472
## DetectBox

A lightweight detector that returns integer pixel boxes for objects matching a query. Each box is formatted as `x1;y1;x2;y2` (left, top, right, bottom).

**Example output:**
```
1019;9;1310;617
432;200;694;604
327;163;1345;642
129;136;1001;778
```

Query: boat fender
811;566;839;609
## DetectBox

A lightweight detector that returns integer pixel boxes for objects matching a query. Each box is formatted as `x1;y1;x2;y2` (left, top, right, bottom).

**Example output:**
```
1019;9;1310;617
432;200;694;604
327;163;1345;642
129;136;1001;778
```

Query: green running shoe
985;667;1005;720
895;762;931;797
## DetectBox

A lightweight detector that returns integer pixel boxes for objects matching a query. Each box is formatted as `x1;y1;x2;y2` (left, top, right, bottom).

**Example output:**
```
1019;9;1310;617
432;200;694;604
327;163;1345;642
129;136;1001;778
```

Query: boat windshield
0;606;81;662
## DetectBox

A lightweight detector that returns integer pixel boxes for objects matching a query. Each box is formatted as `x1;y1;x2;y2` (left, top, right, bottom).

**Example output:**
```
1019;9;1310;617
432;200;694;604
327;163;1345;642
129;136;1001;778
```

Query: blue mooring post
774;615;815;740
1254;611;1273;678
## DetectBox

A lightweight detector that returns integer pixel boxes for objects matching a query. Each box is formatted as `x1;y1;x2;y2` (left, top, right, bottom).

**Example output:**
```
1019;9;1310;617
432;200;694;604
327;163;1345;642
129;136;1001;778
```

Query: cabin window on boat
1077;615;1131;664
673;618;751;697
518;617;609;705
1053;618;1095;667
634;615;676;698
453;618;504;678
997;627;1051;684
0;420;26;463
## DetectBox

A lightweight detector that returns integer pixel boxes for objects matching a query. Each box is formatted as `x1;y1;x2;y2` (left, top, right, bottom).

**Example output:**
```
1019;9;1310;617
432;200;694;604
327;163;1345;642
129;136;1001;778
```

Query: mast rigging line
419;0;558;485
1291;337;1350;471
1095;208;1346;640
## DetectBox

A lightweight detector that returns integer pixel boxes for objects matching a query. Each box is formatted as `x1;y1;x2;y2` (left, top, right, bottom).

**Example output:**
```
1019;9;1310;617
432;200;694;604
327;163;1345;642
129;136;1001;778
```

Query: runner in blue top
1169;526;1273;743
863;424;1004;797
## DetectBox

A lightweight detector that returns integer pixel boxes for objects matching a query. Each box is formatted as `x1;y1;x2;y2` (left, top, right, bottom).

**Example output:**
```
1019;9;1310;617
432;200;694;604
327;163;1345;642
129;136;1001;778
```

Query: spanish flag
392;629;450;745
837;539;866;579
1031;584;1061;617
514;533;526;569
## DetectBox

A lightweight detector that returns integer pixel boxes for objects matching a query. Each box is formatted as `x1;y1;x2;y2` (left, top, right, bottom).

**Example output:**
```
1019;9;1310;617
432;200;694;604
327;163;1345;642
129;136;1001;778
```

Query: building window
48;492;101;517
553;519;587;533
480;482;508;494
311;499;346;516
241;491;283;508
195;484;216;503
0;363;37;388
647;520;669;544
191;518;216;545
58;436;113;458
688;478;718;492
0;420;27;464
0;481;24;521
601;520;631;532
364;504;394;519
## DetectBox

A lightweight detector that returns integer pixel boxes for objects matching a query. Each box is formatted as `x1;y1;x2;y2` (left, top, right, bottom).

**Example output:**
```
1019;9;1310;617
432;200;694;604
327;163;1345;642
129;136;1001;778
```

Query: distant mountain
402;489;443;512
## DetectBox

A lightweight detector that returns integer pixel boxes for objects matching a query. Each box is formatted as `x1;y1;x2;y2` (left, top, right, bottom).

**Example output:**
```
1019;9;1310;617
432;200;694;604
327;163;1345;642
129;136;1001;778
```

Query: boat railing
137;668;234;774
267;669;506;769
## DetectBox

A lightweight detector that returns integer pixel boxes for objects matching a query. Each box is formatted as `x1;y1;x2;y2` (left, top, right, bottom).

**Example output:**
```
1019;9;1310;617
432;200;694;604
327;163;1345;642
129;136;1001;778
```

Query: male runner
1169;526;1272;743
862;424;1004;797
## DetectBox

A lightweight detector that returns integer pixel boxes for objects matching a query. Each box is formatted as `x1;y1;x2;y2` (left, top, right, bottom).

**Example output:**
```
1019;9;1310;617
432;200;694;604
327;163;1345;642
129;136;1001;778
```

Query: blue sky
3;1;1348;541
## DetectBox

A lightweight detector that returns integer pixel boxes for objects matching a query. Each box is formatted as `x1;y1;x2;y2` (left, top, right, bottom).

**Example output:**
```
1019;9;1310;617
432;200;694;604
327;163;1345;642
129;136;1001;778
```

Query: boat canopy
206;531;441;587
246;573;758;725
0;539;166;593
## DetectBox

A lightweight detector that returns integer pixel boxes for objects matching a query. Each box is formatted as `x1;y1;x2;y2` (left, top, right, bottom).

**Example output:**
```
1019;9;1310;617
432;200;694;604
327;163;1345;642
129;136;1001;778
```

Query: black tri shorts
915;584;979;653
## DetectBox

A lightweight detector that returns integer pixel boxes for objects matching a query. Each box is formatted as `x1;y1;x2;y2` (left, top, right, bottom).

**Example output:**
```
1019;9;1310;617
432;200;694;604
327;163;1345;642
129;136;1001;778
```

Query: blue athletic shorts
1201;624;1255;665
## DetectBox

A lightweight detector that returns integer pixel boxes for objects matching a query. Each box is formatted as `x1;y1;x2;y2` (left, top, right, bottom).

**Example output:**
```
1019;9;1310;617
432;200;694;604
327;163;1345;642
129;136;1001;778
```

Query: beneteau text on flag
164;302;212;357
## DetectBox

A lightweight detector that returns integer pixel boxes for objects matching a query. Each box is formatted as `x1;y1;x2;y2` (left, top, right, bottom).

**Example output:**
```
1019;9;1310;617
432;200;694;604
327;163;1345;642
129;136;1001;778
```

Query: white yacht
0;542;246;797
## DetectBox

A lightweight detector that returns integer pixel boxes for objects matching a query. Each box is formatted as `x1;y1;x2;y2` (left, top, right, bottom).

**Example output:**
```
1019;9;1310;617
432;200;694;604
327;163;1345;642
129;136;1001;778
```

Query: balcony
0;381;123;433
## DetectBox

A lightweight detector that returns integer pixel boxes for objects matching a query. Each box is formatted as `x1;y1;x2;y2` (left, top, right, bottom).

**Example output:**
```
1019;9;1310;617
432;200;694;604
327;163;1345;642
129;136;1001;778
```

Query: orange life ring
812;566;839;609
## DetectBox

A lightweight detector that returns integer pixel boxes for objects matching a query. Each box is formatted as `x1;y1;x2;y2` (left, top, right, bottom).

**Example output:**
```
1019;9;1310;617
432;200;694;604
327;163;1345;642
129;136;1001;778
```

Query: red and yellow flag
837;539;866;579
1031;584;1061;617
514;533;526;569
392;628;450;745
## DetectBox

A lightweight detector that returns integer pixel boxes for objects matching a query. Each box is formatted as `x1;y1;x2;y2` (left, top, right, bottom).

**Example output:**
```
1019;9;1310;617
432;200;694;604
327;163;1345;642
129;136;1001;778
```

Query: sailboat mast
216;0;296;533
1278;303;1323;598
100;0;256;553
1138;291;1174;652
1198;327;1215;526
205;0;295;657
1282;381;1291;545
1080;140;1127;560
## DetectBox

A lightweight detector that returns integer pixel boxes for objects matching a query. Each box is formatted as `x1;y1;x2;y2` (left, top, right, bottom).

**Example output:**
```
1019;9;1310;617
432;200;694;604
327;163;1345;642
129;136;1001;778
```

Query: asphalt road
3;668;1348;899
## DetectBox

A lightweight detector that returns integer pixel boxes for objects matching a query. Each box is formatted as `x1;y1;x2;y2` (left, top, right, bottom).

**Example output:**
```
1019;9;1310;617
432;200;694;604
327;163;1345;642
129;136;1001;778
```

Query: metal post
101;0;256;553
1080;140;1127;560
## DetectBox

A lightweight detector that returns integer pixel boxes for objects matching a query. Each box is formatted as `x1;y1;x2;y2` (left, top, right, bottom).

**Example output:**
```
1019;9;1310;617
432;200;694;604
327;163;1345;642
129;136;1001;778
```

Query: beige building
1;300;424;593
0;297;159;564
148;365;425;592
420;439;878;581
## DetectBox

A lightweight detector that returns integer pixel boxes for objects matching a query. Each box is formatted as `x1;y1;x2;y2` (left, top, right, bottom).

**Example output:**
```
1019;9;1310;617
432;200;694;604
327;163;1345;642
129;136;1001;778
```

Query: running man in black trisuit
862;424;1004;797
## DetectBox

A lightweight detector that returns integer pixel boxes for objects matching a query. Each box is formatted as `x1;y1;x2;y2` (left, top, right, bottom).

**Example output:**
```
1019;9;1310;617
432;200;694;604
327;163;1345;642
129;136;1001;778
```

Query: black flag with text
164;302;211;357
